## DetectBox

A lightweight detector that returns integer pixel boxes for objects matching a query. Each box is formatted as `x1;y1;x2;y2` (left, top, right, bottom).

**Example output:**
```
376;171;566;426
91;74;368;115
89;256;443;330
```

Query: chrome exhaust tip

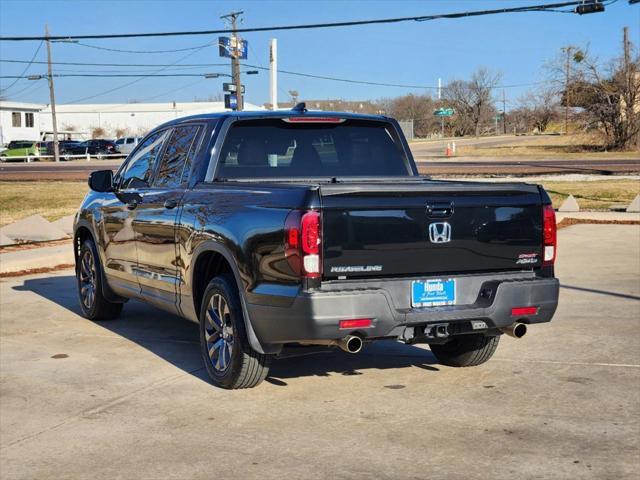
339;335;363;354
500;322;527;339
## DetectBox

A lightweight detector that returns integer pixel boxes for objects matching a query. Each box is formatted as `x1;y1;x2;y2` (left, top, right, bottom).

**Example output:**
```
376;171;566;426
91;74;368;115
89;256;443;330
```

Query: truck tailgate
320;180;544;279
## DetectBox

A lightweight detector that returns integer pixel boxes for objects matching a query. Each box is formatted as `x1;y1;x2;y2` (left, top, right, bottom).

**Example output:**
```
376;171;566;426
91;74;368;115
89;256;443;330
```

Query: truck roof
156;109;390;130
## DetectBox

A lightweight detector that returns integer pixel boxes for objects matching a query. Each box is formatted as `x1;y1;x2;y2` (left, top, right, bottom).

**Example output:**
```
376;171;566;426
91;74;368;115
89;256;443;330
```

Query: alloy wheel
204;293;234;373
79;250;97;310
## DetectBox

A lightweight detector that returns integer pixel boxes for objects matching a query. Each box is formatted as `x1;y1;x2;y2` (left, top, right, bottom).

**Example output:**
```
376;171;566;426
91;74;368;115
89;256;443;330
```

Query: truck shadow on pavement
14;274;441;387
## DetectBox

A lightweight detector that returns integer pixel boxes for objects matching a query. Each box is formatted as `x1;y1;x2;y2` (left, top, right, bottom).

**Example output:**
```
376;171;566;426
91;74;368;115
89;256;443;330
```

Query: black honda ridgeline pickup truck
74;106;559;389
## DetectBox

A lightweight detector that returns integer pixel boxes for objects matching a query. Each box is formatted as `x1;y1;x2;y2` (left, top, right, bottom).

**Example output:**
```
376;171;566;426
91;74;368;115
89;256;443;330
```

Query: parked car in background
52;140;83;159
67;139;120;157
0;140;41;161
114;137;141;156
36;141;49;155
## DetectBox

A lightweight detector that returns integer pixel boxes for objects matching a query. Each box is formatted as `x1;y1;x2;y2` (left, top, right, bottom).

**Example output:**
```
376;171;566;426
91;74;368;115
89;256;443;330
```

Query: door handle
126;199;139;210
164;199;177;210
426;202;454;218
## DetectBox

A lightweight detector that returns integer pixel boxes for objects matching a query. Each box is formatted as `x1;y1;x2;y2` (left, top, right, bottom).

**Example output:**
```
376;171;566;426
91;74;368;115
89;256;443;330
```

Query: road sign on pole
434;108;455;117
223;82;245;94
224;94;238;110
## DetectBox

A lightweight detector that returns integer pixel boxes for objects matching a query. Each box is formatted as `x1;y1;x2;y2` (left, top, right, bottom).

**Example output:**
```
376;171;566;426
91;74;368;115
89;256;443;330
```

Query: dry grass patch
540;179;640;210
0;181;88;226
458;134;639;158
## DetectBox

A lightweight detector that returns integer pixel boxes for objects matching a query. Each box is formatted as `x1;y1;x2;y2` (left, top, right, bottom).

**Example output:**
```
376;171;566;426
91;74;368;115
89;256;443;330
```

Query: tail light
542;204;557;265
285;210;322;278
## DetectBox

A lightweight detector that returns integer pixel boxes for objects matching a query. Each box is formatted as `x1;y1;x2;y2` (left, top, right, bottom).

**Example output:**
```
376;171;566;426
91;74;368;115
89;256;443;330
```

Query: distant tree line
373;27;638;150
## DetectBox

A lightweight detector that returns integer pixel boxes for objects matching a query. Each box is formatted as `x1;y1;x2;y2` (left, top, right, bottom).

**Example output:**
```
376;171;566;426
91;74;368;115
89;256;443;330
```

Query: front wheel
429;334;500;367
199;274;272;389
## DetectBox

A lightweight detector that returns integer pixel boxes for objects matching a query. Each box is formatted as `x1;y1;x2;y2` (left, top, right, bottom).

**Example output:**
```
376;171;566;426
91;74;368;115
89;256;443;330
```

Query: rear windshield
215;118;412;179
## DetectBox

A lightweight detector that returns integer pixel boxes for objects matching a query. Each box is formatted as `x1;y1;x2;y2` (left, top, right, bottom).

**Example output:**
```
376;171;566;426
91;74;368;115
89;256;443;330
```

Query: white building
0;100;263;145
0;102;43;146
39;101;263;140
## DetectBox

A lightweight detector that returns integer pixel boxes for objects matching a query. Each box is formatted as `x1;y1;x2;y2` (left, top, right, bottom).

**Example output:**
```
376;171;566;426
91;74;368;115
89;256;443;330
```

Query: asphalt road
410;134;528;156
1;224;639;479
2;156;639;180
1;135;638;179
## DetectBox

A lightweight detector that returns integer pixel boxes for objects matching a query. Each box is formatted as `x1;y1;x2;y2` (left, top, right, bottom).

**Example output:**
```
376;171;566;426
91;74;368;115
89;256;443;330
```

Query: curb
0;244;74;276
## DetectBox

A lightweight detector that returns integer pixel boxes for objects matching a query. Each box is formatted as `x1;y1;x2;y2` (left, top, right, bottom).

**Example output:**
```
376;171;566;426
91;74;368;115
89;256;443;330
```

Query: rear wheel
199;274;271;389
429;334;500;367
77;239;123;321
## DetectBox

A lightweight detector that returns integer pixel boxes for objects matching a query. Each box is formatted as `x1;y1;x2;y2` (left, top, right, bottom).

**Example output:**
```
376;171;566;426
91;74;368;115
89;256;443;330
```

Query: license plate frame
411;278;456;307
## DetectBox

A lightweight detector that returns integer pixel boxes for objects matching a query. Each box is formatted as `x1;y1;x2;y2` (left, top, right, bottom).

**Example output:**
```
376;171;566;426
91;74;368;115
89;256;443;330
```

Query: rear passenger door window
119;130;170;189
153;124;201;188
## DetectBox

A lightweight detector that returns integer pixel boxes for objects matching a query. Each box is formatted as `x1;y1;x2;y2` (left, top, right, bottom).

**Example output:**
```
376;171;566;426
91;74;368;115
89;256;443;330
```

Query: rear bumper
247;273;559;345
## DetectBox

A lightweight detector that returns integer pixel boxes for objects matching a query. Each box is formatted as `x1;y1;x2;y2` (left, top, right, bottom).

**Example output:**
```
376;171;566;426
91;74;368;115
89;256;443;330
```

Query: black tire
199;274;271;389
76;239;123;321
429;334;500;367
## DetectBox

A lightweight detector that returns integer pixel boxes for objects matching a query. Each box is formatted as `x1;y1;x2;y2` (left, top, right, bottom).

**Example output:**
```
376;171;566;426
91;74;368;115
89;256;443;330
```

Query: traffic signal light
575;1;605;14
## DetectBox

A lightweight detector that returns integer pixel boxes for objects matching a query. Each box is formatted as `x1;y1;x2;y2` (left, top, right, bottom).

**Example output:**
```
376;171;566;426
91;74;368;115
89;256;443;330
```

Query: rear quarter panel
176;183;318;322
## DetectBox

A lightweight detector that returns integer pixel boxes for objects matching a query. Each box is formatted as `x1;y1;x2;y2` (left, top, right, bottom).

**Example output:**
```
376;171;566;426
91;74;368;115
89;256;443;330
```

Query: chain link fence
397;120;414;142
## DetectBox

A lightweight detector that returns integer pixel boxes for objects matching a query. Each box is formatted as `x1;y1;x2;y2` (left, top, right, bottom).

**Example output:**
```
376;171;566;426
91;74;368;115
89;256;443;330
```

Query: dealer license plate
411;279;456;307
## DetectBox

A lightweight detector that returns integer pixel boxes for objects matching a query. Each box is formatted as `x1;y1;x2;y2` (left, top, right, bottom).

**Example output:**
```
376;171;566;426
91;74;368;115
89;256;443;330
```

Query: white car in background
114;137;141;156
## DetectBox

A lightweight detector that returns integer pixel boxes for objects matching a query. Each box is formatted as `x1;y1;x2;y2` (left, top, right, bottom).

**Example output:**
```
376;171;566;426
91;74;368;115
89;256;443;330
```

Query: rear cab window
215;117;412;179
153;124;202;188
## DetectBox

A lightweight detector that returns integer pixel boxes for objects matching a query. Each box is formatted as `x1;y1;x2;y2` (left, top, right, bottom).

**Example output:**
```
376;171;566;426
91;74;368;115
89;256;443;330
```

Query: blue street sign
225;94;238;110
219;36;248;60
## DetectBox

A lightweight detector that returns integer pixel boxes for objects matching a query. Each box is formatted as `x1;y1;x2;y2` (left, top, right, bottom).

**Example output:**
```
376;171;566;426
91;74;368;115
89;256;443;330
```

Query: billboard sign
219;36;248;60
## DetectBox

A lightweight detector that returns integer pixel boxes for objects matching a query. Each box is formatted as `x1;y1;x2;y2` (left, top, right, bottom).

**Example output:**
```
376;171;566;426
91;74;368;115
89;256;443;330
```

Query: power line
244;63;546;90
63;41;213;104
70;40;219;54
1;59;229;68
0;68;547;90
0;40;43;92
0;1;613;41
0;73;228;79
4;77;45;98
135;78;209;103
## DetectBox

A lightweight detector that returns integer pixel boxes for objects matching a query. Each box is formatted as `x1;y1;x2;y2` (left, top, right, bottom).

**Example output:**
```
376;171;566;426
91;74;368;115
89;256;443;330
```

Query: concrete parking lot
1;224;639;479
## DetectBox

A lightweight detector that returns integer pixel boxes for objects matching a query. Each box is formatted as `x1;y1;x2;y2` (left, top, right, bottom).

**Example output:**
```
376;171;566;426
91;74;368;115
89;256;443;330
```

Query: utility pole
269;39;278;110
438;78;444;138
221;11;244;111
502;89;506;135
562;46;574;136
45;24;60;162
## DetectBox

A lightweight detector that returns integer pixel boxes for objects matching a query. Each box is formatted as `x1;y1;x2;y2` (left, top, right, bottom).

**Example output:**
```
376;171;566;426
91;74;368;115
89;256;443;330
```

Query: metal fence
0;153;126;163
397;120;414;142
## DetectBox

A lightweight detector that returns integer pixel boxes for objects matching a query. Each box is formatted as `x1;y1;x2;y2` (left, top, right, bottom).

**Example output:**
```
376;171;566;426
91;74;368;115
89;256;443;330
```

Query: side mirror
88;169;114;192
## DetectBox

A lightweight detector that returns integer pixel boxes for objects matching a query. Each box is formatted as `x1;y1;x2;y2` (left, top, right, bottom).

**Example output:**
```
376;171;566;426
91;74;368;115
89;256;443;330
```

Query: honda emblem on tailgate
429;222;452;243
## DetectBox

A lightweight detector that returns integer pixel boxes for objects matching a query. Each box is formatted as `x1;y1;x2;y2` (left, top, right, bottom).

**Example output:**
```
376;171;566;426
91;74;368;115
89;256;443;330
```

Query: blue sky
0;0;637;108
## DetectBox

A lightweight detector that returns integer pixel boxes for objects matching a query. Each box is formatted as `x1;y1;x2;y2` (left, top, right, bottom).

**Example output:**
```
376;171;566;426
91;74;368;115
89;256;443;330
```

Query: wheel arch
190;241;280;355
74;219;126;303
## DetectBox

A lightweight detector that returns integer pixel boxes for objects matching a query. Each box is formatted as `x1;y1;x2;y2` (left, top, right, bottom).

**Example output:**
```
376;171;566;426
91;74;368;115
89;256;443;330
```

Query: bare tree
379;94;436;137
516;88;560;133
444;68;502;136
568;28;640;150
